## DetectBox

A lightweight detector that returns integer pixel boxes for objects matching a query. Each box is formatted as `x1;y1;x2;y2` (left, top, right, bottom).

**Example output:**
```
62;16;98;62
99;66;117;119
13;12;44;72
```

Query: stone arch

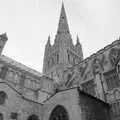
27;114;39;120
49;105;69;120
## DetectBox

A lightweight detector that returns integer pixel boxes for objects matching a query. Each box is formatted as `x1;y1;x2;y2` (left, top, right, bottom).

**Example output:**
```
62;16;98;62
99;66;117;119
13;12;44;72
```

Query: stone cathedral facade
0;3;120;120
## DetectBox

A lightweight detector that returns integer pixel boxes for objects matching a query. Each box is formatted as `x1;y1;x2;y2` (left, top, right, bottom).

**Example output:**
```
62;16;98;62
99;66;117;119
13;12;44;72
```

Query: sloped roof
0;55;42;78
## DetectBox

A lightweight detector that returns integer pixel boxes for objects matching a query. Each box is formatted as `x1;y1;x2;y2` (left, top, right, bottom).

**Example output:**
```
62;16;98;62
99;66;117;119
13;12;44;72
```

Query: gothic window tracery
49;105;69;120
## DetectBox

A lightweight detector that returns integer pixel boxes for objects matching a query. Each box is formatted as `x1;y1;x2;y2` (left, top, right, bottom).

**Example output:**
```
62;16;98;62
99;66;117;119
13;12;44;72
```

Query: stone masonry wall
0;82;42;120
64;39;120;119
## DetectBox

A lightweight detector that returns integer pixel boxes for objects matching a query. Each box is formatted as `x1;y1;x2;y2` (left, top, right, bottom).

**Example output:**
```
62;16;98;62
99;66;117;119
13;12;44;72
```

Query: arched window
68;54;70;62
0;113;3;120
0;66;8;79
27;114;39;120
57;54;59;63
49;105;69;120
0;91;7;105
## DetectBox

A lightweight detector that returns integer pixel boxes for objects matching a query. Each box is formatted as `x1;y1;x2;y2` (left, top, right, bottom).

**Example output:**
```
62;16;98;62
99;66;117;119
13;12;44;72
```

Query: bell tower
42;3;83;84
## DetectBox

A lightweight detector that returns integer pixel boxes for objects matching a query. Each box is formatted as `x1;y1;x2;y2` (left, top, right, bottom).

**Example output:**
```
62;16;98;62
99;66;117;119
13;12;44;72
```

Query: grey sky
1;0;120;72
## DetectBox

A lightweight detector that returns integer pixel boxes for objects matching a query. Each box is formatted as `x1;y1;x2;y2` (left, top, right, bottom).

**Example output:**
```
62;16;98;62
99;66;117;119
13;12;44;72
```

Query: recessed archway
27;114;39;120
49;105;69;120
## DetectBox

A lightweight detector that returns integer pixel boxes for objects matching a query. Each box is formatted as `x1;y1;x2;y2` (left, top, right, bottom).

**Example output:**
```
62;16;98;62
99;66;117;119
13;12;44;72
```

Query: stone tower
42;3;83;84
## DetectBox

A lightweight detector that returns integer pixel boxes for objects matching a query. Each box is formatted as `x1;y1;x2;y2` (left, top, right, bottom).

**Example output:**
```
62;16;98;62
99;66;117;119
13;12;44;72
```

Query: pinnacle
77;35;80;44
46;35;51;46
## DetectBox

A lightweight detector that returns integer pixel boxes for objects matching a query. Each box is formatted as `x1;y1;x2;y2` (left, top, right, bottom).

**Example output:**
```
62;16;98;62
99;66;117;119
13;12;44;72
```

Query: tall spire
57;2;70;34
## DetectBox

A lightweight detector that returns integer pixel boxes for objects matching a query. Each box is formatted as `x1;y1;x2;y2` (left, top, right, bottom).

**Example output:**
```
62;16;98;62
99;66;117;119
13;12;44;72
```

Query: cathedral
0;2;120;120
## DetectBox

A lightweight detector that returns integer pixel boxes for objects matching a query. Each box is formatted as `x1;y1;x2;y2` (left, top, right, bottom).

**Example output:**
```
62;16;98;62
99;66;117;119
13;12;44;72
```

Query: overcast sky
1;0;120;72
